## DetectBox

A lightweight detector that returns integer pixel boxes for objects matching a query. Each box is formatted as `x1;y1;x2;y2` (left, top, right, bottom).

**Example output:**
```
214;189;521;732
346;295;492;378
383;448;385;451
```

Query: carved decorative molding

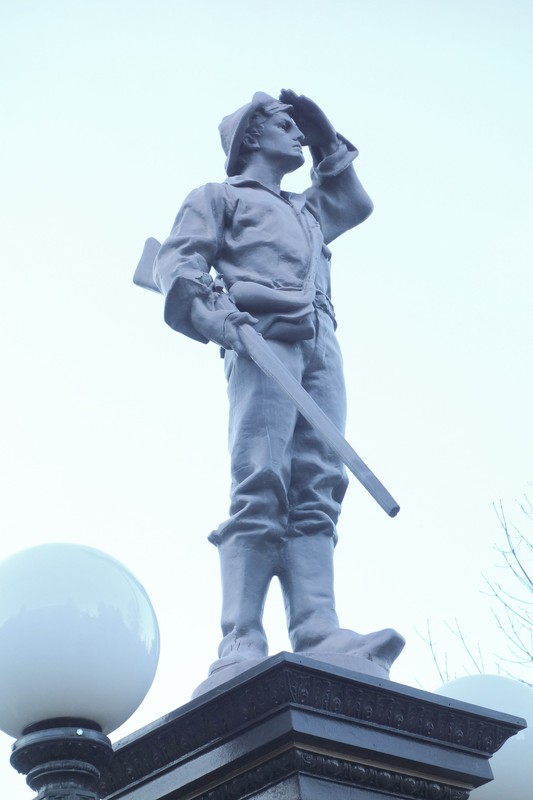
200;749;470;800
284;669;509;752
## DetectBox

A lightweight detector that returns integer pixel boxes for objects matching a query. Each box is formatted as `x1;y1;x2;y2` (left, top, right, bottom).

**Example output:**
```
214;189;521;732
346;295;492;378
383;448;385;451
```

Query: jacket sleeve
304;135;374;245
153;183;227;342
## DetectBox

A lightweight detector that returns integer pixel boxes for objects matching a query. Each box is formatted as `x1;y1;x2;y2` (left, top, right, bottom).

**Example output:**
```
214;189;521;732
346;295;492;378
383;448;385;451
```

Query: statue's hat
219;91;292;177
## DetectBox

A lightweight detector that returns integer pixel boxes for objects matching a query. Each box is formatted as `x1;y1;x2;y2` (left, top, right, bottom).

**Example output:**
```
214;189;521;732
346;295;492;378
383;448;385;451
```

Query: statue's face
257;111;305;173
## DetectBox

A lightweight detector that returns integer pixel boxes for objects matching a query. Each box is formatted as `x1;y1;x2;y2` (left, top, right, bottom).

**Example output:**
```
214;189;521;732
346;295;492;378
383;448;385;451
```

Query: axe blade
133;237;161;293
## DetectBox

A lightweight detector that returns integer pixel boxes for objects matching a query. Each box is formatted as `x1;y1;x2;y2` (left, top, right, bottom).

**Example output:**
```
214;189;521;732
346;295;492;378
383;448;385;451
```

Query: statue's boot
215;535;277;664
190;536;278;697
279;535;405;673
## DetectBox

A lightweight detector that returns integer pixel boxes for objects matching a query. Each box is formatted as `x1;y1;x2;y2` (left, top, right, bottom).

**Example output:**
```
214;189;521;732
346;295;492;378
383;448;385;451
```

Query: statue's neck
239;158;284;195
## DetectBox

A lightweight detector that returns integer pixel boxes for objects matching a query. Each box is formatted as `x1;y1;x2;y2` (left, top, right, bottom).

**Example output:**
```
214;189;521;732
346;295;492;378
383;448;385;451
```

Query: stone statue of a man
146;90;404;687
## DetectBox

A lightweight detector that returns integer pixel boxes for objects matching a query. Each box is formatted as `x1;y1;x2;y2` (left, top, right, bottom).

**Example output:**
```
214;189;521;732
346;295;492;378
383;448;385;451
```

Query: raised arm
279;89;374;243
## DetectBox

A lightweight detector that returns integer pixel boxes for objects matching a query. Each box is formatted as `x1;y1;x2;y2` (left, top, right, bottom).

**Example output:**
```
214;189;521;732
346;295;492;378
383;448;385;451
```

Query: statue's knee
233;465;289;512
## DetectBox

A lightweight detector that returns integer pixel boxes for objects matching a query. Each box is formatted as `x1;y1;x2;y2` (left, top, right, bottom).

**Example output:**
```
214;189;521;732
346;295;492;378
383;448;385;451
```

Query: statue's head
219;92;303;177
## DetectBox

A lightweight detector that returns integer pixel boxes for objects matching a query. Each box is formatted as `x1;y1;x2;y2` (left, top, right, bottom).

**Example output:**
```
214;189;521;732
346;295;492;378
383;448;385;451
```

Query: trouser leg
286;311;348;541
209;340;305;546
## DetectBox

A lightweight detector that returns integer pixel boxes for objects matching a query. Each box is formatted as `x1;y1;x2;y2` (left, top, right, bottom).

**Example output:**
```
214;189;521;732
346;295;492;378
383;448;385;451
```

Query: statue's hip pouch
229;281;316;342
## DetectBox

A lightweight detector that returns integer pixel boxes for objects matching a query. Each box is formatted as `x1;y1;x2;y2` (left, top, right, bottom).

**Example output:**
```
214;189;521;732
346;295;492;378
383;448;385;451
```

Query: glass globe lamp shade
0;543;160;738
435;675;532;799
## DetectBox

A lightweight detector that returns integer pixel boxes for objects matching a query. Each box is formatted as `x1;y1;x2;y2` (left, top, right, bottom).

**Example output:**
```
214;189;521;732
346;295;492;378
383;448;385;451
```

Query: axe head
133;237;162;293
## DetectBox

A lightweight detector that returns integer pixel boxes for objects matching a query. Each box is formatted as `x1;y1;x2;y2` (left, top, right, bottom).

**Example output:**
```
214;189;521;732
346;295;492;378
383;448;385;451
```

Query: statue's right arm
153;184;256;351
153;184;226;343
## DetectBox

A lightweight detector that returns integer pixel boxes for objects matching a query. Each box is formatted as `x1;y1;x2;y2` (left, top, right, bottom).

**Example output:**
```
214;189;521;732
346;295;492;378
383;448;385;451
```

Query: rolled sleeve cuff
163;272;213;343
310;134;359;184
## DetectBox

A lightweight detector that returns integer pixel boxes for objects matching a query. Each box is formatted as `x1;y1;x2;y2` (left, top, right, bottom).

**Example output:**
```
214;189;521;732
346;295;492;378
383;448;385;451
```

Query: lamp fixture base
10;721;113;800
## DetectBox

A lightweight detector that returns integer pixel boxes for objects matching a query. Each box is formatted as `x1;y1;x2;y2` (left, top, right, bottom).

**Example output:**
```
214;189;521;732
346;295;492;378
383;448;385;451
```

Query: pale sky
1;2;532;796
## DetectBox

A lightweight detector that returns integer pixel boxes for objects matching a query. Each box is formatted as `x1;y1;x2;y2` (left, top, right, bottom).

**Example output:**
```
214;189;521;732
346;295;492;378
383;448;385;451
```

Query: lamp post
0;543;160;800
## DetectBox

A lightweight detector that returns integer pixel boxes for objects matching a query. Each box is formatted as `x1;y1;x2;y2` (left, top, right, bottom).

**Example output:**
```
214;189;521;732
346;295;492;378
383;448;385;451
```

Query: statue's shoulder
182;181;234;209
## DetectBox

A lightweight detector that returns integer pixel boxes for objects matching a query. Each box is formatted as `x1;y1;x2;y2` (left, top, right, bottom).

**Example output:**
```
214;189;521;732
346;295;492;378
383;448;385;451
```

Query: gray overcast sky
1;1;532;796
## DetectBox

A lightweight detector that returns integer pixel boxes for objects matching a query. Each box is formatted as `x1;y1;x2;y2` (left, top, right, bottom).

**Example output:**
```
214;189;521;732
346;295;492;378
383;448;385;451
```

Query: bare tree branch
486;497;533;667
422;492;532;687
416;620;450;684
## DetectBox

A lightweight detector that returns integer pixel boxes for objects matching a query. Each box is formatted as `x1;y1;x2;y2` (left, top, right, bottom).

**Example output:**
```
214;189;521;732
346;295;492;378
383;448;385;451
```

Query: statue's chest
228;191;316;258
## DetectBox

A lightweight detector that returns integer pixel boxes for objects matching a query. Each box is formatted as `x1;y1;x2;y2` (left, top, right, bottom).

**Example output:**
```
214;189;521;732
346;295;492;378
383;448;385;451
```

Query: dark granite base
100;652;525;800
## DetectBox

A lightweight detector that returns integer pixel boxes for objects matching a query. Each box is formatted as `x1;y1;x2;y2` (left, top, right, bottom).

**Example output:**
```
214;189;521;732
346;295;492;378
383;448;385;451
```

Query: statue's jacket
153;136;362;343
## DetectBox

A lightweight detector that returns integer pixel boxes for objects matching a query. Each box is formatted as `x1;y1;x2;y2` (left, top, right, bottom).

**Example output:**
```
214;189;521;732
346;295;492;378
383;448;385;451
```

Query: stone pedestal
100;653;525;800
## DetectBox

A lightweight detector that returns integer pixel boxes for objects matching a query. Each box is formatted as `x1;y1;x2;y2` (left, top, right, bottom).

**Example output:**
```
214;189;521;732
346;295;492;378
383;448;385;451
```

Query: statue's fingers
235;312;258;326
279;88;299;103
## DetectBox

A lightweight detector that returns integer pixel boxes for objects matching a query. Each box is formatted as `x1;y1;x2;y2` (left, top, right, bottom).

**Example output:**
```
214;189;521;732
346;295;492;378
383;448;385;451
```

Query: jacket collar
225;175;306;211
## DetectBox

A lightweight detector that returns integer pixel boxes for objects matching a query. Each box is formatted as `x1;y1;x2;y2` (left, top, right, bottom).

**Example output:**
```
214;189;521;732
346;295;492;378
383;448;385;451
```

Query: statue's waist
227;281;335;342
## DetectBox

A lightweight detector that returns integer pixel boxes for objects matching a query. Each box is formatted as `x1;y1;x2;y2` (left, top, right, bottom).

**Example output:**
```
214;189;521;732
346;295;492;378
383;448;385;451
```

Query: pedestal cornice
100;653;525;800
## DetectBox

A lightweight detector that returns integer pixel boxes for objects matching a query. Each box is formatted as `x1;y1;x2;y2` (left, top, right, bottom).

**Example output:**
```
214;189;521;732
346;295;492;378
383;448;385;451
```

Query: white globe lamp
436;675;531;798
0;543;160;800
